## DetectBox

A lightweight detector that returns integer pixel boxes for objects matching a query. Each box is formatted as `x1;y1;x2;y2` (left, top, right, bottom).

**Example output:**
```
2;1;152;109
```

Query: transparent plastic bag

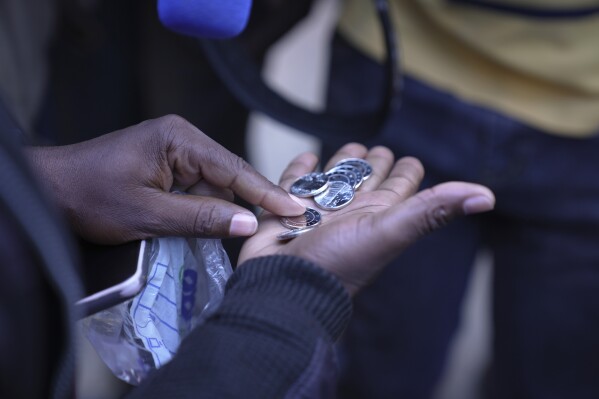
81;237;233;385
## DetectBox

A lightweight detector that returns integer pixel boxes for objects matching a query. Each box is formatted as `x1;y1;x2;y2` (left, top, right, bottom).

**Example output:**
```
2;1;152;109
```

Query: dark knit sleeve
128;255;352;399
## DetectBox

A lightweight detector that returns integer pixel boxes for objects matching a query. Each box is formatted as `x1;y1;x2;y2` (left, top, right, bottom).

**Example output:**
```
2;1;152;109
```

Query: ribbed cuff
225;255;352;340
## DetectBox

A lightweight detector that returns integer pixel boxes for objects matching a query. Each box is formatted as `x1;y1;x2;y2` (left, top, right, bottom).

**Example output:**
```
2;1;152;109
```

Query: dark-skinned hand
239;143;495;296
25;115;305;244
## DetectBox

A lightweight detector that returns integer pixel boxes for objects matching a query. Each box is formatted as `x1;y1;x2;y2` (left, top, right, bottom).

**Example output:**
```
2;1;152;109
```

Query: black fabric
447;0;599;18
0;99;82;399
200;0;401;143
0;209;53;398
128;255;352;399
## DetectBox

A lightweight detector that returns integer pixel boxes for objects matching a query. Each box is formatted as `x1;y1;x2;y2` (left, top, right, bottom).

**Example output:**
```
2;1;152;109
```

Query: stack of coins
277;158;372;240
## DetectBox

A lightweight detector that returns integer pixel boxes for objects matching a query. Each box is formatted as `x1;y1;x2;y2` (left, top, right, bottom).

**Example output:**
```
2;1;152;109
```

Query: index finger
166;117;306;217
201;147;306;216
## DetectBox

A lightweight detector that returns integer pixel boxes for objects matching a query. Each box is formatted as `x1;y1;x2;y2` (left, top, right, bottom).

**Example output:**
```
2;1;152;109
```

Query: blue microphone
158;0;253;39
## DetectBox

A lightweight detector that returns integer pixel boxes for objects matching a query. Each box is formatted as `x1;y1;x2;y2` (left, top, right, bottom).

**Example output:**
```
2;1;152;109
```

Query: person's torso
338;0;599;137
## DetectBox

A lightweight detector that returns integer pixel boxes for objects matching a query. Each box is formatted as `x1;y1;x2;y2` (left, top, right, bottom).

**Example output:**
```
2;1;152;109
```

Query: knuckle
422;206;450;234
226;155;252;187
160;114;189;129
157;114;191;140
231;154;250;172
414;187;451;235
192;204;224;236
149;115;198;163
205;144;245;169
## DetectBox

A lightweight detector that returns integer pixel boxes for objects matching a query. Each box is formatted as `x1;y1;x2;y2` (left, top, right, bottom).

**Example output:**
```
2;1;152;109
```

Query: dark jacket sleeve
127;255;353;399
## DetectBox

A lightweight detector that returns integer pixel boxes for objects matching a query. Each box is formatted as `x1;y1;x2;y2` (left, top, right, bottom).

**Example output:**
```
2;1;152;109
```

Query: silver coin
276;227;315;241
336;158;373;180
289;172;329;197
326;171;352;185
280;207;322;229
326;166;359;188
330;165;363;189
314;181;355;210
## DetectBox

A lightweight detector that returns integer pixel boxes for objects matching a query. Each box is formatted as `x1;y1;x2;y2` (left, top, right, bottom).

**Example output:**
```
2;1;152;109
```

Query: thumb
379;182;495;250
144;191;258;238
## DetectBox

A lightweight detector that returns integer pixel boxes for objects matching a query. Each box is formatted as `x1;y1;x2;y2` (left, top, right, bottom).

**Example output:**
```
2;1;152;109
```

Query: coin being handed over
289;172;329;197
280;207;322;230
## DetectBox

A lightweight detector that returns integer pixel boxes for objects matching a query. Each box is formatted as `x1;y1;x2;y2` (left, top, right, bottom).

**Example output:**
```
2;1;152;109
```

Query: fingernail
288;194;307;213
463;195;495;215
230;213;258;236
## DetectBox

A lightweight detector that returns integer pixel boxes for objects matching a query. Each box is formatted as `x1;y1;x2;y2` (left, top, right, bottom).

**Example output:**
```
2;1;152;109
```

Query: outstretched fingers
323;143;369;171
377;181;495;251
359;146;395;192
375;157;425;204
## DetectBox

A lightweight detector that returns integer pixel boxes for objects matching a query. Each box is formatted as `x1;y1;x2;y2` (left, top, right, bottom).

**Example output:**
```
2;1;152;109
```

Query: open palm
239;143;494;296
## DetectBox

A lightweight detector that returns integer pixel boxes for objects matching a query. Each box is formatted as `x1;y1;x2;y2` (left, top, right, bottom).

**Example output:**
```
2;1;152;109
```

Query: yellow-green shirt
338;0;599;137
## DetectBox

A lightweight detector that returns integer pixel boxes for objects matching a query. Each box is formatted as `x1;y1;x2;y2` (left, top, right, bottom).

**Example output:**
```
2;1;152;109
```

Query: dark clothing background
37;0;261;263
35;0;314;265
325;35;599;399
0;201;58;398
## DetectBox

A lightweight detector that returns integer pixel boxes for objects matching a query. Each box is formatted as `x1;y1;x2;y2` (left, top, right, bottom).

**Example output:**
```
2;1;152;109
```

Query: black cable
200;0;402;141
375;0;402;112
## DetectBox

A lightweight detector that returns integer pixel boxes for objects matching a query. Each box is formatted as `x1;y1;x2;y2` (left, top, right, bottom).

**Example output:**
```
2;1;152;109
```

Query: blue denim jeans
325;35;599;399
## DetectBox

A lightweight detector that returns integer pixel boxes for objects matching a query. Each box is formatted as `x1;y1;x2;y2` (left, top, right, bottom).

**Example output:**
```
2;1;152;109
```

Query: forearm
128;255;352;399
24;146;76;211
23;144;100;241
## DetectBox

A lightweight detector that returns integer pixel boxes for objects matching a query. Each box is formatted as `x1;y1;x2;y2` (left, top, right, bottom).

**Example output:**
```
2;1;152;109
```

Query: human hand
25;115;305;244
238;143;495;296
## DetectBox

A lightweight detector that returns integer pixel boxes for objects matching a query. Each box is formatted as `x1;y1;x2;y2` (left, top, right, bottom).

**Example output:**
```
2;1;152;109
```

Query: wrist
228;255;353;340
24;146;77;219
